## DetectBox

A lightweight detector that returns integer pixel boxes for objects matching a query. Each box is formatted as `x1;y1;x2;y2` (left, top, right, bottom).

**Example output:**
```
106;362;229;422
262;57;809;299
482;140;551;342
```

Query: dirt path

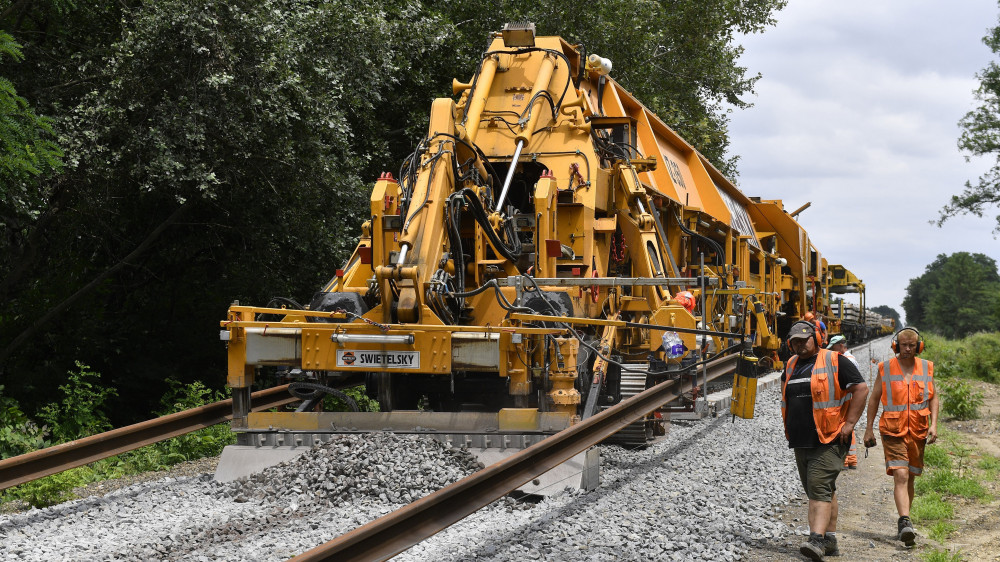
743;345;1000;561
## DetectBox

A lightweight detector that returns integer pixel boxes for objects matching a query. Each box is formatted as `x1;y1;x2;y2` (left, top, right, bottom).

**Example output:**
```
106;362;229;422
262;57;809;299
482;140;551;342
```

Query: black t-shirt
781;352;865;449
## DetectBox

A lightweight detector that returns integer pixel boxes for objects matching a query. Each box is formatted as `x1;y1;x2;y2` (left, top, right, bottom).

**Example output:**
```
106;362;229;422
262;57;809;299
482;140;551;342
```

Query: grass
926;521;958;542
979;455;1000;480
916;469;989;499
920;548;964;562
910;492;954;522
924;444;952;469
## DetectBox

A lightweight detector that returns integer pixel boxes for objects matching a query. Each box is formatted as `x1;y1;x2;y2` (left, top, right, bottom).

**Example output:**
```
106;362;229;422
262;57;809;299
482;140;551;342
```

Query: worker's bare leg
892;468;910;516
907;473;916;510
808;495;835;535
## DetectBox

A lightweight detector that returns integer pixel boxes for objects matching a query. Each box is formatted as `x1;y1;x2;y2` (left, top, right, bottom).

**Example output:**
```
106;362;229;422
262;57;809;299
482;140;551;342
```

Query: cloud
729;1;1000;319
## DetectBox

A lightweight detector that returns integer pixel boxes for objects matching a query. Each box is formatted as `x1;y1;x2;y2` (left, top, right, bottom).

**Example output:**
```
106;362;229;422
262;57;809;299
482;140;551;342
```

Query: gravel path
1;370;840;561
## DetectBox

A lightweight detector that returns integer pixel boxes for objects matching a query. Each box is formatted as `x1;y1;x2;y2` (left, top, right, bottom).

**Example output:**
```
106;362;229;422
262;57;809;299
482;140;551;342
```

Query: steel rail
0;384;295;490
290;354;739;562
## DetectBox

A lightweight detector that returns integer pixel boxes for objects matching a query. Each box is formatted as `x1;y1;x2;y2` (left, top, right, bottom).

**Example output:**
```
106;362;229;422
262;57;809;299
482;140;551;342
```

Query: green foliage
902;253;1000;339
870;305;901;327
145;379;236;464
0;375;233;508
322;385;381;413
979;454;1000;480
927;521;958;543
947;8;1000;234
0;421;49;459
2;466;93;508
920;548;964;562
915;468;990;499
37;362;118;442
924;445;953;469
939;380;986;421
0;30;63;224
0;384;50;458
923;331;1000;384
910;491;955;522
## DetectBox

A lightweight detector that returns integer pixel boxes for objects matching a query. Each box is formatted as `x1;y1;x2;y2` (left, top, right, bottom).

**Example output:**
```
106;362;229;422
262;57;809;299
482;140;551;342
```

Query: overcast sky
728;1;1000;323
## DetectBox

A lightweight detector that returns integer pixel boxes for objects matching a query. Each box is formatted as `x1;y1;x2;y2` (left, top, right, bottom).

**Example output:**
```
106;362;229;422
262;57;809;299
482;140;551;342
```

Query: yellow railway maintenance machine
218;24;780;489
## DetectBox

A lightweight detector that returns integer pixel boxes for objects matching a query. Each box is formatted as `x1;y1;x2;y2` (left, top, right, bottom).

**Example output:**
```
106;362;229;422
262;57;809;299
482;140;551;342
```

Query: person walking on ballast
827;334;860;469
862;327;939;547
781;321;869;561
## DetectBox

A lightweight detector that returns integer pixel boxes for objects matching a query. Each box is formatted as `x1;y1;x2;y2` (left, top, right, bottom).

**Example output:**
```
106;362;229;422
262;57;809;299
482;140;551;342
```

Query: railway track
0;384;296;491
289;354;739;562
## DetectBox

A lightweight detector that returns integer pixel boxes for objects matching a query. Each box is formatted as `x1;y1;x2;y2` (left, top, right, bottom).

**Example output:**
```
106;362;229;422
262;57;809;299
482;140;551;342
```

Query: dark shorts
794;441;848;502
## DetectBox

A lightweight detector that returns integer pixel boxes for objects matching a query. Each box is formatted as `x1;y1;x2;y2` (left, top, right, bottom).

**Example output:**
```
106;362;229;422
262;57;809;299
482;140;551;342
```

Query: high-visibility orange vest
780;349;851;444
877;357;935;439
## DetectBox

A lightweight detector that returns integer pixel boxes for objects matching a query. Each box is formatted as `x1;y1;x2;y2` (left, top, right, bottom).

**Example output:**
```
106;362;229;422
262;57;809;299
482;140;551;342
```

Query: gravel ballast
1;339;892;561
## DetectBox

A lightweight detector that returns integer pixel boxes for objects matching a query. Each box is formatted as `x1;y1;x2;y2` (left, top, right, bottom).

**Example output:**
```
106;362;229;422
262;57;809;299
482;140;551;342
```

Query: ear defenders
891;327;925;354
787;320;821;348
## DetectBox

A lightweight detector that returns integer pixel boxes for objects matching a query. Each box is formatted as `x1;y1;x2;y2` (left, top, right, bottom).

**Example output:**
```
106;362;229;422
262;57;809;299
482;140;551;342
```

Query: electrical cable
288;382;359;412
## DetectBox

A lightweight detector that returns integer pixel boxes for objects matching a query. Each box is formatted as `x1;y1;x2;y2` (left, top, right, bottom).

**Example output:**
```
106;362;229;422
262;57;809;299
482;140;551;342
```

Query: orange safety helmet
803;311;815;321
674;291;696;312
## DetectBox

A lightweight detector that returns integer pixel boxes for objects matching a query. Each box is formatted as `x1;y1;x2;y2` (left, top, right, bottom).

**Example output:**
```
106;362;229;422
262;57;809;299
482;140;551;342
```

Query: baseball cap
787;321;816;340
827;334;847;348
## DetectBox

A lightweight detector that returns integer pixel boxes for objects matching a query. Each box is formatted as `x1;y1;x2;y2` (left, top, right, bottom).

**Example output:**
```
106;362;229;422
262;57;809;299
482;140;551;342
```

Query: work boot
799;532;826;561
897;516;916;546
824;532;840;556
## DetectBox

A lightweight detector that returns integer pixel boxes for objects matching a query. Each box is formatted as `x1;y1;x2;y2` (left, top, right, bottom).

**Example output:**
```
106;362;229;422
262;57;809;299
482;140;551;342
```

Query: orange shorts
881;434;925;475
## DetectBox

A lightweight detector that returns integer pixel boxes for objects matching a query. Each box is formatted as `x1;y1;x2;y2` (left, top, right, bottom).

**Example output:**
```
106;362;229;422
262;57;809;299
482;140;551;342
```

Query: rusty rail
0;384;295;490
290;354;739;562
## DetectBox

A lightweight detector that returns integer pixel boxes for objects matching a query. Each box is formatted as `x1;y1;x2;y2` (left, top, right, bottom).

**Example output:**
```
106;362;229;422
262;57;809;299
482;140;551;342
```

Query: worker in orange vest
803;311;828;347
827;335;859;469
781;321;869;560
863;327;939;547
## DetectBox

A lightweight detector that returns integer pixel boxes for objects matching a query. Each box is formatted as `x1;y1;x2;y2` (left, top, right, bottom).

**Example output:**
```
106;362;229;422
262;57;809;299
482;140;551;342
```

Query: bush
2;467;94;508
911;491;954;522
923;332;1000;384
0;421;49;459
142;379;236;466
0;374;236;508
38;362;118;442
955;332;1000;383
322;384;380;412
939;380;984;420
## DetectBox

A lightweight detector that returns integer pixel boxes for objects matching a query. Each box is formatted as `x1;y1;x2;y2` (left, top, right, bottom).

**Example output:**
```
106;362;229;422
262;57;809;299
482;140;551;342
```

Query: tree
869;305;900;327
903;252;1000;338
0;0;451;418
0;30;63;228
946;8;1000;234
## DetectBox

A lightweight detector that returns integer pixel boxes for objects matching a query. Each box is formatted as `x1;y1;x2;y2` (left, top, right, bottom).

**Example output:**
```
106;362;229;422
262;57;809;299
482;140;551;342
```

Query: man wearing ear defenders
781;320;868;560
862;327;939;548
